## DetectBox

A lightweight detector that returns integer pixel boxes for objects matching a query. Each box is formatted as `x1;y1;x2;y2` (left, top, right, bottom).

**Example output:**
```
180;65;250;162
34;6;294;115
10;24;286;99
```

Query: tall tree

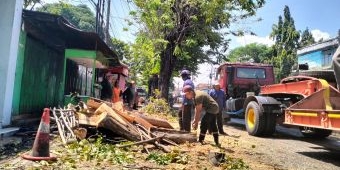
37;3;96;32
299;28;315;48
129;34;160;86
226;43;273;63
270;5;299;80
24;0;41;9
111;38;131;61
131;0;265;99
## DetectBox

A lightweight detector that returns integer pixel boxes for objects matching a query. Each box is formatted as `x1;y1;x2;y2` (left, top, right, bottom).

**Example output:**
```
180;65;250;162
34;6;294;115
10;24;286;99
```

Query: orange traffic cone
22;108;57;161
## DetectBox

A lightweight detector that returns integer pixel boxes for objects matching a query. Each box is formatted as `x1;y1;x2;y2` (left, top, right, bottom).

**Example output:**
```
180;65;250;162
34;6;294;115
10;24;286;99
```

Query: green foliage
221;156;250;170
270;5;300;80
59;137;134;166
130;0;265;99
111;38;132;61
128;35;161;85
299;28;315;48
142;90;172;116
23;0;41;9
146;150;189;165
226;43;274;63
37;2;95;32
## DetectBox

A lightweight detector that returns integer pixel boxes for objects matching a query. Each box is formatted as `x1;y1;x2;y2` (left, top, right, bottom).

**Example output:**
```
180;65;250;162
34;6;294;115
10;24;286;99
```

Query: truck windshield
236;68;266;79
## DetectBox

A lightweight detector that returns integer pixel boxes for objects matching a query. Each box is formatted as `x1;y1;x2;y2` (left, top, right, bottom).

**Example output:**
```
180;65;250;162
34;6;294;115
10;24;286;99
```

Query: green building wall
12;34;65;115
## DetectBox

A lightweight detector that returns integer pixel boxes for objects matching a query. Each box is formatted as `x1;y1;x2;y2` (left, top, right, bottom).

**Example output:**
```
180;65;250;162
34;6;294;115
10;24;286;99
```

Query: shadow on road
226;118;340;167
297;150;340;167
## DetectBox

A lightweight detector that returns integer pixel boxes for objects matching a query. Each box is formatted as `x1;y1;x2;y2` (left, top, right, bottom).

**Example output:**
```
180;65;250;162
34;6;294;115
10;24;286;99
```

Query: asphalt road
224;118;340;170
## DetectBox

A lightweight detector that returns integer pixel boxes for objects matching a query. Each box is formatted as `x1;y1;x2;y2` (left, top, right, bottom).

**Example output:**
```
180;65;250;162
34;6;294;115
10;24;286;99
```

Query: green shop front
12;10;124;119
63;48;130;104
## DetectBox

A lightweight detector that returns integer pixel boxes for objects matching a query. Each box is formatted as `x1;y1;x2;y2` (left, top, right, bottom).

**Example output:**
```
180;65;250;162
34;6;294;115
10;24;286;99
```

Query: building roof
297;37;339;56
22;10;123;67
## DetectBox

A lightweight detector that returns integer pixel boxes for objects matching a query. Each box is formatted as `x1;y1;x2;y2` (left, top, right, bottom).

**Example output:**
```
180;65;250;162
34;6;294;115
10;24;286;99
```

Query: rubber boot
198;134;205;144
178;109;183;131
182;104;192;132
213;133;219;146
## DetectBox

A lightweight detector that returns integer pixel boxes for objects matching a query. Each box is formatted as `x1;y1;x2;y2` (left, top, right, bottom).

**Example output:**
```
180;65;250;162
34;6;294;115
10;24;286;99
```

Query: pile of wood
62;98;197;152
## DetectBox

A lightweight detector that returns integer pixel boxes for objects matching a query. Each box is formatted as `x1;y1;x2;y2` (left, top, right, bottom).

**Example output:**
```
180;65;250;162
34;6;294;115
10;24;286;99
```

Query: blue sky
229;0;340;49
255;0;339;37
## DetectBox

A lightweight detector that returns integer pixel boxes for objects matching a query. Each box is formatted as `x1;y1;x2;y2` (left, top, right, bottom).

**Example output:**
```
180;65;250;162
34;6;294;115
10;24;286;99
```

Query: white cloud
311;29;331;41
236;35;274;47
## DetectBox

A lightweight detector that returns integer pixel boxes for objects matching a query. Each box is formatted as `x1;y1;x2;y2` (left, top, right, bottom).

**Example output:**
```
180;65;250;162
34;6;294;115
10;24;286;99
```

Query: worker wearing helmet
333;45;340;90
178;69;195;132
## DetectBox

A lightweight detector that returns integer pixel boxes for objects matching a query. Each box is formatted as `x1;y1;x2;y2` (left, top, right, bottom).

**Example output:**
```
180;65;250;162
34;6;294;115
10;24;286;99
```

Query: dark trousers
178;104;192;132
199;113;219;145
216;110;224;133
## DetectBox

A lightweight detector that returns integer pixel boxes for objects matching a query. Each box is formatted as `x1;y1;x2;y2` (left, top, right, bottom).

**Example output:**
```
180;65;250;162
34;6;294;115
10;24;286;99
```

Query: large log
97;115;141;141
131;112;174;129
87;99;103;109
151;127;197;143
112;108;155;130
83;98;196;144
77;112;107;126
95;103;129;126
87;99;155;130
77;112;141;141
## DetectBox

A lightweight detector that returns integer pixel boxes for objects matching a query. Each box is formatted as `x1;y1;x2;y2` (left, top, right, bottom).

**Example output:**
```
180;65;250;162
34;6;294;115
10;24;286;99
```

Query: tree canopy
130;0;265;99
24;0;41;9
270;5;299;80
226;43;273;63
299;28;315;48
37;3;96;32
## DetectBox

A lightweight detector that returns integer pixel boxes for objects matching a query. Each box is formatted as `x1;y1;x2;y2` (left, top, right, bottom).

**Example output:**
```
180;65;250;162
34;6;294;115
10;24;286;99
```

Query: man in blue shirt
178;69;195;132
209;81;227;135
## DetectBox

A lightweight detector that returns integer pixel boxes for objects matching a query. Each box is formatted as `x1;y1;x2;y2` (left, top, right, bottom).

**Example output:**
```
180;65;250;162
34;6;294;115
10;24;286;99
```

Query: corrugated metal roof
297;37;339;56
22;10;123;67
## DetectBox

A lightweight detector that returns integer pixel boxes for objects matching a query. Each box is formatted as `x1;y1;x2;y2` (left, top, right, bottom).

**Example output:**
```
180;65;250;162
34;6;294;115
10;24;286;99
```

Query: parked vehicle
243;75;340;138
218;61;340;138
216;62;275;117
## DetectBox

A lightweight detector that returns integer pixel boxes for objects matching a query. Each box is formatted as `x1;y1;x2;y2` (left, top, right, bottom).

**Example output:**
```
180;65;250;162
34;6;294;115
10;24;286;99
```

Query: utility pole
105;0;111;44
90;0;105;39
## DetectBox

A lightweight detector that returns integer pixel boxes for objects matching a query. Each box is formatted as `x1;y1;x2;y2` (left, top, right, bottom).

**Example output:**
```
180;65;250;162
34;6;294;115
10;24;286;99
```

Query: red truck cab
217;62;275;98
217;62;275;115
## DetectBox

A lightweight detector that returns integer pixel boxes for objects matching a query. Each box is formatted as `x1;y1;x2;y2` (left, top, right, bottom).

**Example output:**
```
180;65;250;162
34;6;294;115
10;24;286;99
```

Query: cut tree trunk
77;112;142;141
131;112;174;129
82;98;197;144
150;127;197;144
97;114;141;141
112;108;155;130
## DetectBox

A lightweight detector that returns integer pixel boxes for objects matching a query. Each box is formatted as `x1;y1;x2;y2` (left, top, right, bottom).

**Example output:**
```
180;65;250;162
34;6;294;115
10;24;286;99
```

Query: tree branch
117;134;165;148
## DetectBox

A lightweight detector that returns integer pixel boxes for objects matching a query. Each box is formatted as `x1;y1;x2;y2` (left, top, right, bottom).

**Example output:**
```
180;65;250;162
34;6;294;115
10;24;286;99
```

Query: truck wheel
299;127;332;138
245;101;265;136
263;112;276;136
